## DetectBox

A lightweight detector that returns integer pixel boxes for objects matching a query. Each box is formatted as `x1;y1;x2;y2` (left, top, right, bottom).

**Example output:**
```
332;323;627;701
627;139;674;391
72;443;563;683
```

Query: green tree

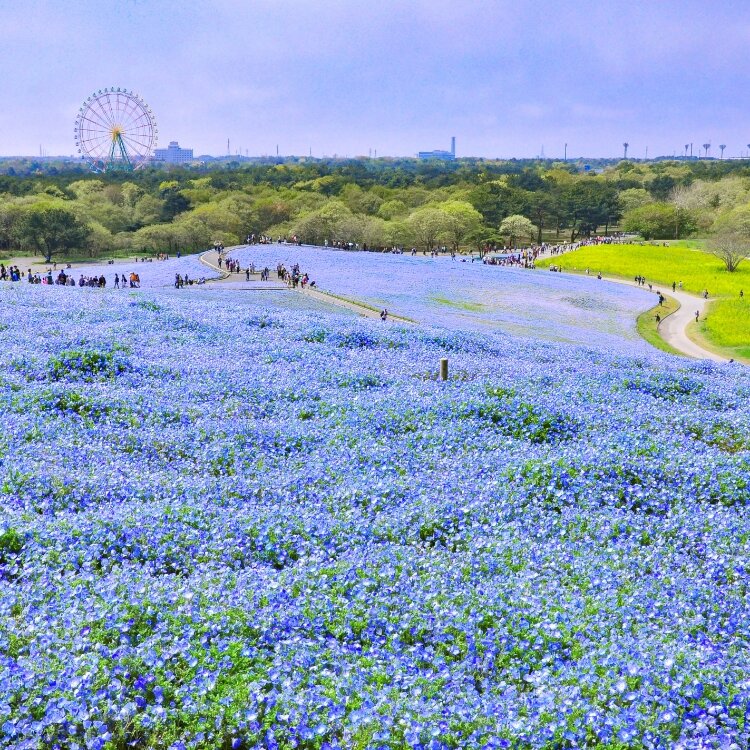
407;206;450;252
377;199;408;220
525;191;558;244
15;205;90;262
560;182;620;240
133;223;182;255
255;198;294;230
175;213;232;249
648;174;677;200
120;182;143;208
191;202;244;238
68;178;132;233
622;202;690;240
618;188;652;214
438;201;483;253
291;212;326;245
468;182;527;225
340;184;383;215
499;214;537;247
159;183;191;221
133;195;164;227
86;221;114;257
0;199;31;251
383;219;413;248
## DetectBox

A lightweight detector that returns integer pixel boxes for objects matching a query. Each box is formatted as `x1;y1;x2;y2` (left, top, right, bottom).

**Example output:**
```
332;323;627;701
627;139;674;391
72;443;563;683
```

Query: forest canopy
2;157;750;258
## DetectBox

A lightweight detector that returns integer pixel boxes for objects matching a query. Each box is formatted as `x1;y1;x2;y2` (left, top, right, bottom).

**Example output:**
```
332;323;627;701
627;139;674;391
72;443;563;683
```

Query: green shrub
48;347;132;382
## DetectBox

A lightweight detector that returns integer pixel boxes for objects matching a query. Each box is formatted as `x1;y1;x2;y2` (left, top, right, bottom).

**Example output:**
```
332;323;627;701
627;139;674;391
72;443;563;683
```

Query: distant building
418;136;456;161
153;141;194;163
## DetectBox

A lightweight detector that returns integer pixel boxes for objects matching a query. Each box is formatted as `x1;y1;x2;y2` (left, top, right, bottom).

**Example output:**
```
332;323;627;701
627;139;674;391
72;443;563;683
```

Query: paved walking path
540;246;730;363
200;248;412;322
601;278;728;362
199;250;288;290
656;290;726;362
299;286;413;323
1;246;728;356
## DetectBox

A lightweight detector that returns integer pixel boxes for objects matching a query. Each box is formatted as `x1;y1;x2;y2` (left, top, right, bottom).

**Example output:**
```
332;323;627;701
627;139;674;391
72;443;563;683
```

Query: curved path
658;290;726;362
541;246;730;363
299;286;413;323
199;249;287;290
200;248;412;323
207;246;721;346
599;277;728;362
2;246;724;356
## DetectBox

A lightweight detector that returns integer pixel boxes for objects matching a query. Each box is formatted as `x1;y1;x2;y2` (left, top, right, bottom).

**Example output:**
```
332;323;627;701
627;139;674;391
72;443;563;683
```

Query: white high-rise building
153;141;194;163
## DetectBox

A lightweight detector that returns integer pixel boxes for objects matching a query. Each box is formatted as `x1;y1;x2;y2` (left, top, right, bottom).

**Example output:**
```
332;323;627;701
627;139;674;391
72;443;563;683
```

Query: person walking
695;310;699;323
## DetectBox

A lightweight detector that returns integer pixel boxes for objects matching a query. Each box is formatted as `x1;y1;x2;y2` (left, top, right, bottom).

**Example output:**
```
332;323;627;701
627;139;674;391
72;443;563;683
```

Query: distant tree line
2;157;750;266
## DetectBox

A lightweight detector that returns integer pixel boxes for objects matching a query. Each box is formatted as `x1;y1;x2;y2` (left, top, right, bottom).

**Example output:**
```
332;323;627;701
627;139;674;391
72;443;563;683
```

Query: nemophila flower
0;271;750;747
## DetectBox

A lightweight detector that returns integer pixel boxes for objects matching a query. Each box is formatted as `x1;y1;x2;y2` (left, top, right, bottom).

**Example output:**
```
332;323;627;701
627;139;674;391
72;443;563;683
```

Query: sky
2;0;750;159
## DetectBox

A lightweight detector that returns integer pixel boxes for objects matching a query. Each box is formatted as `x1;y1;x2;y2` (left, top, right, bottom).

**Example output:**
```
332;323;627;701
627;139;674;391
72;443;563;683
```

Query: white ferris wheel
74;87;157;172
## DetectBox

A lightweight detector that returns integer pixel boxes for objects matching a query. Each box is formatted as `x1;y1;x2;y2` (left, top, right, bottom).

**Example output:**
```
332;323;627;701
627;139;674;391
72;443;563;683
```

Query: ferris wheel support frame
108;132;133;171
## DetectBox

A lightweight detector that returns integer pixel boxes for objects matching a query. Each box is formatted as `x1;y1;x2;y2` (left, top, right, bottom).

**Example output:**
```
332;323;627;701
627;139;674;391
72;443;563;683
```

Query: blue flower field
1;280;749;749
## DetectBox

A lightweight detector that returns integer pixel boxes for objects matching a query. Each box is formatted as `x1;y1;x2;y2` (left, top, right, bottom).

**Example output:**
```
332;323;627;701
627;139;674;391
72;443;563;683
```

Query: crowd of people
277;263;314;288
174;274;207;288
243;264;273;281
0;262;149;289
23;269;108;287
134;254;174;263
245;234;276;245
245;234;304;246
215;249;317;288
0;264;23;281
474;235;631;271
542;235;627;257
218;256;242;273
482;251;537;268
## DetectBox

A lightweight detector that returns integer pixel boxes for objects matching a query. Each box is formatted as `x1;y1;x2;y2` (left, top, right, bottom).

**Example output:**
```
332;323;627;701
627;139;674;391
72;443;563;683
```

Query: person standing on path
695;310;700;323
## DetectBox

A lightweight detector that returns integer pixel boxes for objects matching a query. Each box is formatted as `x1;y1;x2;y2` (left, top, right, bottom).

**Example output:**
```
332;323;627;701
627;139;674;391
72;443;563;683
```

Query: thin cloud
2;0;750;157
